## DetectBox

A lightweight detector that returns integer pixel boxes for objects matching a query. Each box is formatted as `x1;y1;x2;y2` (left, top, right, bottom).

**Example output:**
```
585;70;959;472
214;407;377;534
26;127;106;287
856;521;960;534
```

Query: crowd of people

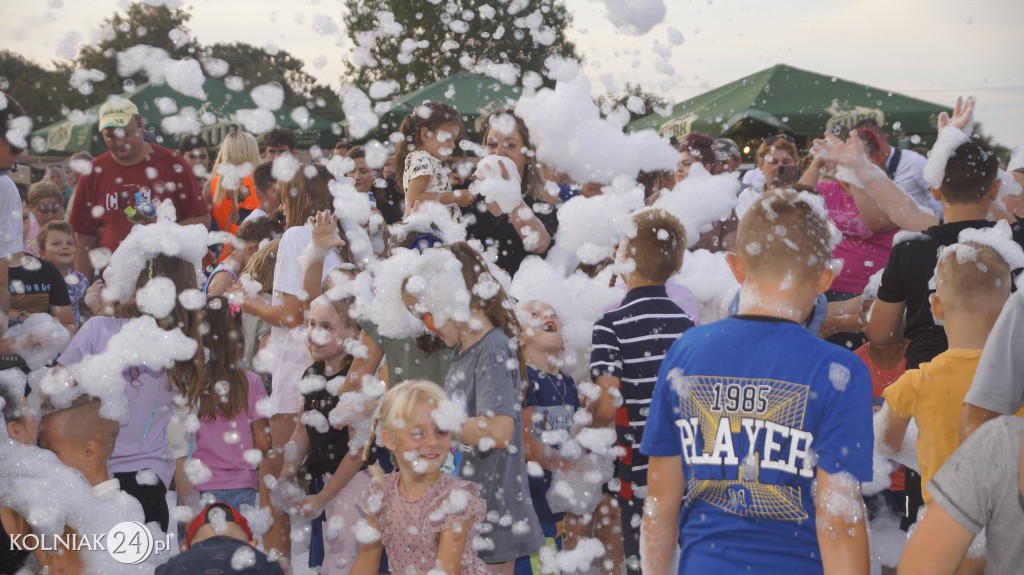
0;84;1022;575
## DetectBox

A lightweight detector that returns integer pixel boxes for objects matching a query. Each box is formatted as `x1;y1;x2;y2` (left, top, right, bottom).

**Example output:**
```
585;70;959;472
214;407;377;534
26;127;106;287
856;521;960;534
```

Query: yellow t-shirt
883;348;982;504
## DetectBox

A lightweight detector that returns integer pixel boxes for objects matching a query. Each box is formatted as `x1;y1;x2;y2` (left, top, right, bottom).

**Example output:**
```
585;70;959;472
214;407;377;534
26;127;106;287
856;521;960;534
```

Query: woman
465;108;558;275
24;181;65;256
734;135;799;220
673;131;719;182
205;131;263;235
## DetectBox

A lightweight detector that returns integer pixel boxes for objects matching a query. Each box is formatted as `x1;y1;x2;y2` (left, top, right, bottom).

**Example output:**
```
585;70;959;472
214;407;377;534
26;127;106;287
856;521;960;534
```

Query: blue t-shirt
523;366;581;523
641;316;873;574
590;285;694;499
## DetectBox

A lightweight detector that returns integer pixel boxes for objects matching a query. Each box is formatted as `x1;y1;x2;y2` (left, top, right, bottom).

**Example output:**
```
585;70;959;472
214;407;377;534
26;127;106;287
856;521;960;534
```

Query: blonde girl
403;242;544;574
395;101;473;220
279;294;371;574
205;131;262;235
351;381;489;575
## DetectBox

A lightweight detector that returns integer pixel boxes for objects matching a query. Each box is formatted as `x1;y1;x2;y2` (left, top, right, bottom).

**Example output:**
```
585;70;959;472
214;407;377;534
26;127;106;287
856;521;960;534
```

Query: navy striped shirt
590;284;694;499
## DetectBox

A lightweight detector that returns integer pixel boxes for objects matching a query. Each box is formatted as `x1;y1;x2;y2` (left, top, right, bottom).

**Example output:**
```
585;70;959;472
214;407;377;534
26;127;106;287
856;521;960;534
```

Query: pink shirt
192;371;268;491
819;181;896;294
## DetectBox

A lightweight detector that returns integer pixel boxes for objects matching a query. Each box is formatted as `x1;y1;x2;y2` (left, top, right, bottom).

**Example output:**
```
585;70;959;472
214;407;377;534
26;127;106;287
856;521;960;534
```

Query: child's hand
294;493;328;519
937;95;975;135
309;210;346;251
811;130;872;170
453;188;475;208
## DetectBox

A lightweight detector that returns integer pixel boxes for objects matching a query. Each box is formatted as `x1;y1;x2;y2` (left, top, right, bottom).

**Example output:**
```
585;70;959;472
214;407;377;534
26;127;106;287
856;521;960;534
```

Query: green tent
628;64;950;152
371;71;523;144
31;78;341;155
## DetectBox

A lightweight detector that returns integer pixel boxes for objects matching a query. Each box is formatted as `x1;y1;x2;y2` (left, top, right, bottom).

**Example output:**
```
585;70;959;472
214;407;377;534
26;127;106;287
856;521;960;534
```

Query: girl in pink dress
352;381;489;575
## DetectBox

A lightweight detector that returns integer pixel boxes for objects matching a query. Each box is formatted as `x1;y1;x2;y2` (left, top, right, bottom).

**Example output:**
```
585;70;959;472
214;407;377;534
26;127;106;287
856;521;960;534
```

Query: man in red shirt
69;97;209;280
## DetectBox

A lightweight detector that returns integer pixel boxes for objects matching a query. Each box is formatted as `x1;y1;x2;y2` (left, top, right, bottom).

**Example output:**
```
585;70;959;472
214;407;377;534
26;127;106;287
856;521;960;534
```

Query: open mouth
541;320;558;333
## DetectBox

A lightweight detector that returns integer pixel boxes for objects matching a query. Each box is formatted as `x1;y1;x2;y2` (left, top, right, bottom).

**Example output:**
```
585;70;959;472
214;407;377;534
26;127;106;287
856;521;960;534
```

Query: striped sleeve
590;318;622;379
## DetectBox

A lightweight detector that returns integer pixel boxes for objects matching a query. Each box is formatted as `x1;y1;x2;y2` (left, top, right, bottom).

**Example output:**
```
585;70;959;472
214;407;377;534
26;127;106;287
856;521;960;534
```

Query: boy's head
185;503;255;549
620;208;686;284
263;128;295;161
251;162;281;214
935;137;1000;205
38;220;77;266
932;241;1011;326
39;395;119;483
731;187;838;297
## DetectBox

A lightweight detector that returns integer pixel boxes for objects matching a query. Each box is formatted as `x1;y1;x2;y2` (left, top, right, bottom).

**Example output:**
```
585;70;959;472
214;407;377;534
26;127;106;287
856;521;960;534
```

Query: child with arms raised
641;188;874;575
395;101;474;221
515;300;581;575
352;380;489;575
403;242;543;573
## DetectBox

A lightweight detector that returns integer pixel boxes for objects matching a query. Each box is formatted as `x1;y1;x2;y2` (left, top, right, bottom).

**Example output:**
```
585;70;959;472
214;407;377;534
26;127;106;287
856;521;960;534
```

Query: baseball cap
97;97;139;130
715;138;741;162
185;503;253;548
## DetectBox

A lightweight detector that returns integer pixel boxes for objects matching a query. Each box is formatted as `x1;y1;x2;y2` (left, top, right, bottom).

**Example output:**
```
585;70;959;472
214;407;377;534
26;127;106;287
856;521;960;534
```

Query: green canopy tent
628;64;950;156
371;71;523;145
31;78;341;156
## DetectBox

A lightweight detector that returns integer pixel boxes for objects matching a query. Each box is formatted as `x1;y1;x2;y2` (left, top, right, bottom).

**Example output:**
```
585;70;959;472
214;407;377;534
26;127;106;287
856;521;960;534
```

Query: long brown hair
278;163;355;265
394;101;461;194
479;108;547;201
197;295;249;421
123;254;206;405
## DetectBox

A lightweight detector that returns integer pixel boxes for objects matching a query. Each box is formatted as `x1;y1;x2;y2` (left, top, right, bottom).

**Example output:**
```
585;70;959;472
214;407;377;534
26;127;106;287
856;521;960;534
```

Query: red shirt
69;145;207;252
853;342;907;491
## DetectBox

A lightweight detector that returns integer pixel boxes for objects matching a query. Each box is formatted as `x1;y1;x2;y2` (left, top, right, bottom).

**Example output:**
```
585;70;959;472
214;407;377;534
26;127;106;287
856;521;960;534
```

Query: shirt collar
622;284;670;304
92;477;121;500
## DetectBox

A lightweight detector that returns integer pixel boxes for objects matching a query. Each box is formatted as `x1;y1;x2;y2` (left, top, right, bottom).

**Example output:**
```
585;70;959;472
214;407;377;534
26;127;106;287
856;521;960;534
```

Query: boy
868;136;1023;370
37;220;89;326
880;240;1016;505
242;162;281;224
588;208;694;573
641;188;873;575
158;503;284;574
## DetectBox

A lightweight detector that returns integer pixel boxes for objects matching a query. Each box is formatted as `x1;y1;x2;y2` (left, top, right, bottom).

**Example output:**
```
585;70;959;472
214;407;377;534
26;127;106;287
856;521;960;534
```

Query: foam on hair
935;241;1011;315
736;187;838;281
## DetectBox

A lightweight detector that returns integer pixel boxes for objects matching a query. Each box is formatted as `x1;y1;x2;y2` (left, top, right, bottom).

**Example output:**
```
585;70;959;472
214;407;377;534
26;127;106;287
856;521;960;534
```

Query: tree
0;51;83;127
72;2;202;99
342;0;579;96
970;121;1012;165
596;83;669;123
204;43;343;122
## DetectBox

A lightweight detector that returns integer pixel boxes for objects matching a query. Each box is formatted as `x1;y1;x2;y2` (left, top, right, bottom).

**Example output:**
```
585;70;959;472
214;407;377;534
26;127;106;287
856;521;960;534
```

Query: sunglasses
35;202;62;214
764;134;795;144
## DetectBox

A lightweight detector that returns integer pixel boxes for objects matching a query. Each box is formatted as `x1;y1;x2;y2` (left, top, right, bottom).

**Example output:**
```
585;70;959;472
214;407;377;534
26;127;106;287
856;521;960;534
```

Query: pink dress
358;472;490;575
818;181;897;294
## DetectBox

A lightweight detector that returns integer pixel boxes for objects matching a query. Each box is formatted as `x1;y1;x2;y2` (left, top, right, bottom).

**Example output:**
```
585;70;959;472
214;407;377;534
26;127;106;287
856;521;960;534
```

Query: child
515;300;581;575
640;188;874;575
37;220;90;326
7;196;75;336
174;295;272;512
205;131;263;234
24;180;65;256
587;208;694;574
241;162;281;224
205;214;284;296
279;294;373;573
395;101;472;221
880;240;1014;506
239;238;280;384
352;380;489;575
159;503;285;574
405;241;544;571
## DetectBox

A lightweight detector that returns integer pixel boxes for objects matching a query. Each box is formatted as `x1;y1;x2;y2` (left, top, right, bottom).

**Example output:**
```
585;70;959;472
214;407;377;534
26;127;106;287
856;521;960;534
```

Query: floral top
403;150;459;222
65;269;89;326
357;472;489;575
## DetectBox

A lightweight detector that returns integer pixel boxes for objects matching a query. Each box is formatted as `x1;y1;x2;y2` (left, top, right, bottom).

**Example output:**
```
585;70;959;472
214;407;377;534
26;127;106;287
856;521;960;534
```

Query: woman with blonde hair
204;131;263;235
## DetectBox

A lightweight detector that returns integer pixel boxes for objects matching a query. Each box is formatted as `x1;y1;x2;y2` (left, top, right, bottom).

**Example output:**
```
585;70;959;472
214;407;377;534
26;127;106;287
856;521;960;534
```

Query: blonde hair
240;238;280;295
363;380;447;471
936;241;1011;315
736;187;835;282
211;131;262;205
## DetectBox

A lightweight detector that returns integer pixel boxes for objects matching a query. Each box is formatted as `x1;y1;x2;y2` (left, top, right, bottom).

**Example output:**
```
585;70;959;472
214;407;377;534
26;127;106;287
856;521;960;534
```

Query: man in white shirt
0;92;27;337
855;118;942;216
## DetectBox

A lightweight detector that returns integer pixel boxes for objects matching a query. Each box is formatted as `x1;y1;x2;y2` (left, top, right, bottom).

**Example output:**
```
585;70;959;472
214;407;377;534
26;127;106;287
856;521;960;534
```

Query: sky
2;0;1022;148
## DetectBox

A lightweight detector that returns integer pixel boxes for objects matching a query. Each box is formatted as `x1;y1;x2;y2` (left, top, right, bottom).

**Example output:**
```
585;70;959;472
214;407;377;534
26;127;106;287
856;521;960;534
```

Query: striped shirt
590;284;694;499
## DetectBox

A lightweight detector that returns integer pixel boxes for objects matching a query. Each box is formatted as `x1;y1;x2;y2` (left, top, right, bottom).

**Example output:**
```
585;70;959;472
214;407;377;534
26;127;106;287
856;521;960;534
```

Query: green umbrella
628;64;950;147
31;78;341;156
371;70;523;144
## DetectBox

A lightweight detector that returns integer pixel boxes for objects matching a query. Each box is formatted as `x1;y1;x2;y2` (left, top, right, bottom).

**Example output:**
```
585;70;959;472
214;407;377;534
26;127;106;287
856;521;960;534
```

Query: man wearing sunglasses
0;92;27;338
67;97;209;281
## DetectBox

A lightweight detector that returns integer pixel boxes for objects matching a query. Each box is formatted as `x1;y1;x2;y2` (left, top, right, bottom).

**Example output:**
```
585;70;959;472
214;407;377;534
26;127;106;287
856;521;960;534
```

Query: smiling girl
395;101;474;221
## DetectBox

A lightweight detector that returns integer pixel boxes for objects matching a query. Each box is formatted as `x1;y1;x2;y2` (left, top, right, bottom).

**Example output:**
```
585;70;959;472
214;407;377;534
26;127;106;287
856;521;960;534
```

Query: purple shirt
819;181;896;294
193;371;268;491
58;317;176;486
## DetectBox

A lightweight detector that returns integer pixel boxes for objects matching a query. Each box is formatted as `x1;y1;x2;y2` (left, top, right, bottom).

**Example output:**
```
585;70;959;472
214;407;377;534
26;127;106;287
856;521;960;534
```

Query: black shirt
155;536;285;574
877;218;1024;369
8;254;71;317
302;361;352;476
461;195;559;275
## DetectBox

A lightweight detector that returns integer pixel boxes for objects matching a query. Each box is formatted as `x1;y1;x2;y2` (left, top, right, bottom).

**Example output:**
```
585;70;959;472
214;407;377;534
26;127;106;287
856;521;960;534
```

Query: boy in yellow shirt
880;239;1014;505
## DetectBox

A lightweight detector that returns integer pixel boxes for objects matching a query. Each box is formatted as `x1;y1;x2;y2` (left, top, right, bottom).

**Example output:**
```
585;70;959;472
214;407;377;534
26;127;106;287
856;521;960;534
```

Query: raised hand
937;95;975;134
309;210;346;250
811;129;872;169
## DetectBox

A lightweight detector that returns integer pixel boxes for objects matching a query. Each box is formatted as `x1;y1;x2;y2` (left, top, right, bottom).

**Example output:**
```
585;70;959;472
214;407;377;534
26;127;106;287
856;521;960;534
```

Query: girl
57;253;206;532
516;301;581;575
24;181;65;256
279;294;372;574
204;213;284;296
239;237;280;385
352;381;489;575
37;221;89;327
404;242;544;574
204;131;263;235
395;101;473;221
174;295;272;512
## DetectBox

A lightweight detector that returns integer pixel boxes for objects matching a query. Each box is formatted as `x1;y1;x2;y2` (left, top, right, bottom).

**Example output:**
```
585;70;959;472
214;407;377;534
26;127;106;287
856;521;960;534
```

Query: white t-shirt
887;147;942;216
0;174;22;258
264;225;343;415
